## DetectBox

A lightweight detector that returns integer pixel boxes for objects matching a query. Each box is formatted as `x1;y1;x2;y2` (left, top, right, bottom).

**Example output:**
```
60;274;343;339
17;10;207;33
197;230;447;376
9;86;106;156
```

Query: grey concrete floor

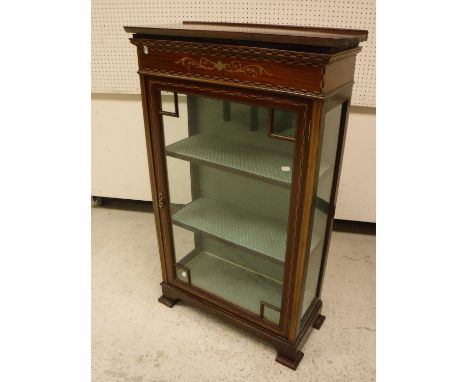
92;203;375;382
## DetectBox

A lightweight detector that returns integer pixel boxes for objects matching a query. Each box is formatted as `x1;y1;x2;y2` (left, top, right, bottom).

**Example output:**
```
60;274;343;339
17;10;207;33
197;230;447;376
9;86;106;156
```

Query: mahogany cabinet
124;21;367;370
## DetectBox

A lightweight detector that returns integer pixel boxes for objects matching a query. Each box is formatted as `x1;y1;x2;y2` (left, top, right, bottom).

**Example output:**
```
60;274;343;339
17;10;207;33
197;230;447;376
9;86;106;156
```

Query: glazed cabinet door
147;80;308;331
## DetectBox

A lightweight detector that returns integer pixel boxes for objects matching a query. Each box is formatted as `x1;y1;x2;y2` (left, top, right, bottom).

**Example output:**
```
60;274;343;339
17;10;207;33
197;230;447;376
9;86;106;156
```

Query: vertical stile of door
274;103;311;337
139;75;169;282
147;82;178;282
274;100;311;337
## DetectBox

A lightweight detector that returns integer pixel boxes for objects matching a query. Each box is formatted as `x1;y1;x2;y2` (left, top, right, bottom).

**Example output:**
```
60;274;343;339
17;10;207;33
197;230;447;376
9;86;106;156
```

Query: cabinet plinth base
158;295;179;308
275;350;304;370
157;282;325;370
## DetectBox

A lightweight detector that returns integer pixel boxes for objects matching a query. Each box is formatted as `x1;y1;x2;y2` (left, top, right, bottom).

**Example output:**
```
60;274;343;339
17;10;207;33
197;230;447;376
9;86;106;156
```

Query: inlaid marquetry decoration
175;57;272;78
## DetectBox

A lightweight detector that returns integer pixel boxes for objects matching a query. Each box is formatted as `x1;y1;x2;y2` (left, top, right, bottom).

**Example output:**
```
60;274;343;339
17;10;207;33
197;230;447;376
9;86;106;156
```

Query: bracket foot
313;314;326;330
275;350;304;370
158;295;179;308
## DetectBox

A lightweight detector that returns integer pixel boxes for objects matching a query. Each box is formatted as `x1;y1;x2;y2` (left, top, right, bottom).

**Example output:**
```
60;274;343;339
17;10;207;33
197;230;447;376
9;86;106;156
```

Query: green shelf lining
180;250;283;324
172;197;288;262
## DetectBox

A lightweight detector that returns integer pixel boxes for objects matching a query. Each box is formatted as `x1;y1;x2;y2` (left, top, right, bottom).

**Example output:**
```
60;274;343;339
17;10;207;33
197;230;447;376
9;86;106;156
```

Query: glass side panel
161;92;298;325
301;103;344;318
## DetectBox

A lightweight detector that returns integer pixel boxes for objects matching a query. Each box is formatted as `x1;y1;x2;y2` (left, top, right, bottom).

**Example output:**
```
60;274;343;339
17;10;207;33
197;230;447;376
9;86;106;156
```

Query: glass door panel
160;91;298;324
301;103;344;318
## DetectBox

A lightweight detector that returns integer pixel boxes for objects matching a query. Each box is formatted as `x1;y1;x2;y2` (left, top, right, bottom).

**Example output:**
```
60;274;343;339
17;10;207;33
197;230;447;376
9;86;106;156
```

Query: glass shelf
166;133;330;187
172;197;288;262
177;248;283;323
173;196;322;265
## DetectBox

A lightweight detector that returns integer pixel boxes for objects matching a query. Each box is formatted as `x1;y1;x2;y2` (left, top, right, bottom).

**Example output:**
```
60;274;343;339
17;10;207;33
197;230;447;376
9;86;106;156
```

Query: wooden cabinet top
124;21;368;53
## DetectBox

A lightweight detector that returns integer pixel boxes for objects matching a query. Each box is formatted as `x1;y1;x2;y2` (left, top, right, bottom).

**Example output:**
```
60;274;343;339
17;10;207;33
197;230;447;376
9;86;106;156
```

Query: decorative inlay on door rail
175;57;272;78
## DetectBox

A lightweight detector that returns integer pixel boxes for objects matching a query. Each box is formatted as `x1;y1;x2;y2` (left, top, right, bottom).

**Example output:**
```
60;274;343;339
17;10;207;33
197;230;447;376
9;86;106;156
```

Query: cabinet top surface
124;21;368;52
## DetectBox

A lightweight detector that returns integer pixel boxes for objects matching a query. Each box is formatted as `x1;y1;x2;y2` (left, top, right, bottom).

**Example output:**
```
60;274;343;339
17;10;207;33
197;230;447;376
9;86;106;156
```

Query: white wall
91;94;150;201
336;107;376;222
91;94;376;222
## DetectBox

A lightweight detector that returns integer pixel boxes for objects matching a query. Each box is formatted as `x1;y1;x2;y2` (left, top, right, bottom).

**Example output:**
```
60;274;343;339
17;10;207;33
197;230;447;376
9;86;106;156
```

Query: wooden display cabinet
124;21;367;370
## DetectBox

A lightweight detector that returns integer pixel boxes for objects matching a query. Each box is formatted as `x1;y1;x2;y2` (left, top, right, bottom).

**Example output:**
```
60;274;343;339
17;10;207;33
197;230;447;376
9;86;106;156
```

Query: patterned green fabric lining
172;197;287;261
166;134;293;185
181;251;282;324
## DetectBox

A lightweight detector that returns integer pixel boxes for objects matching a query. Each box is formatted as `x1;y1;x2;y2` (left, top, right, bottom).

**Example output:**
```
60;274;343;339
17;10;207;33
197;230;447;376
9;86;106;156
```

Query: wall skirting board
91;93;375;223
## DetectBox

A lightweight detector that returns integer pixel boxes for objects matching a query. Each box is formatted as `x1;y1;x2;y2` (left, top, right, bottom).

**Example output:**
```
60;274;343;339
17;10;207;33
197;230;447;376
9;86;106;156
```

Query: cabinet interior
164;95;328;324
